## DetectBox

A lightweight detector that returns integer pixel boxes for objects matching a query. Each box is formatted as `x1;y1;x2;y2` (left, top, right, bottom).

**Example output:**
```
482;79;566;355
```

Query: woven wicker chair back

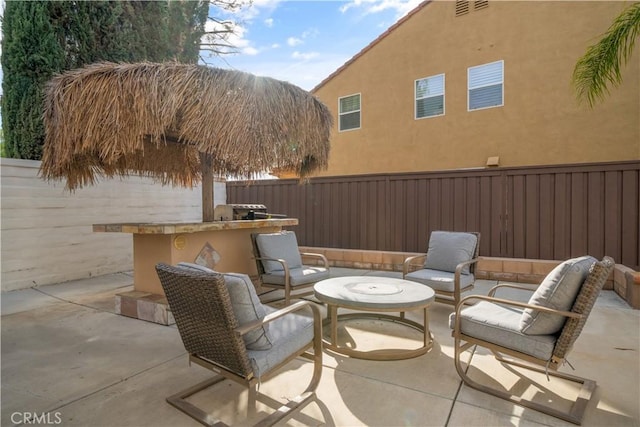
156;263;253;377
250;233;267;275
553;256;615;361
468;232;481;275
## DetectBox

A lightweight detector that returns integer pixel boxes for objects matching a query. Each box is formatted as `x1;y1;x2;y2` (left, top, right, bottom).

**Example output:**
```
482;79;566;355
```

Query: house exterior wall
312;1;640;177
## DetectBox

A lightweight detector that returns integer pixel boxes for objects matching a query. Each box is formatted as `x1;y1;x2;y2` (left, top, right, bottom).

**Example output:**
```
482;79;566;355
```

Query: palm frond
572;2;640;107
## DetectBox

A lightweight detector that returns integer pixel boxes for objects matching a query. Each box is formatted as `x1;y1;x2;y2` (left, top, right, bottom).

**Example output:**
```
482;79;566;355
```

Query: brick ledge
300;247;639;309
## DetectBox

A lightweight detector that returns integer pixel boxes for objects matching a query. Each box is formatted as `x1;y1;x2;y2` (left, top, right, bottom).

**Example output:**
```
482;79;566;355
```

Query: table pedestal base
322;308;433;361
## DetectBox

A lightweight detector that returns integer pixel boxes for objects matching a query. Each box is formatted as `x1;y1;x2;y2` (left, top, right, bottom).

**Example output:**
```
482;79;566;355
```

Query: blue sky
201;0;424;90
0;0;423;95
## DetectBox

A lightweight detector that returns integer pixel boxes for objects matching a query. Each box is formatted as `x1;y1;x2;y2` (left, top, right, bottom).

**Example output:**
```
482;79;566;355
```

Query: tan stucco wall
313;0;640;176
131;225;284;295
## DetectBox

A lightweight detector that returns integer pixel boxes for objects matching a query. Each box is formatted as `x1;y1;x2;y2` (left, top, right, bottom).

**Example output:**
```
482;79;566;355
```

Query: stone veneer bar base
115;277;266;325
115;291;175;325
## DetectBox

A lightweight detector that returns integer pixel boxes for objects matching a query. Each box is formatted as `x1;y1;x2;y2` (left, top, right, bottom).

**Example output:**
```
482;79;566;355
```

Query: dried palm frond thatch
40;62;332;191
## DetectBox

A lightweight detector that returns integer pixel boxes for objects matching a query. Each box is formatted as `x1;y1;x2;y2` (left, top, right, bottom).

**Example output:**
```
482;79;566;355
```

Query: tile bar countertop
93;218;299;234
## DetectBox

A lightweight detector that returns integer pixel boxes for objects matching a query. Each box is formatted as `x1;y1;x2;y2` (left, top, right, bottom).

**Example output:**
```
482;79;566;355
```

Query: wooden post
200;152;214;222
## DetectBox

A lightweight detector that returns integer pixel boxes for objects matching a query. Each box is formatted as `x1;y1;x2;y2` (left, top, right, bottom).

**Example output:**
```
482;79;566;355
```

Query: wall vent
474;0;489;10
455;0;470;16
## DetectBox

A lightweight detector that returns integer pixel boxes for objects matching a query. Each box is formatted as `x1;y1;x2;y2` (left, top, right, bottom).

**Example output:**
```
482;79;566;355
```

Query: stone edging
300;247;639;309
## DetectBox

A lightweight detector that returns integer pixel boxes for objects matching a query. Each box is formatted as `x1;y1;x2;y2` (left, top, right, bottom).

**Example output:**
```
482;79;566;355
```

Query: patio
2;267;638;427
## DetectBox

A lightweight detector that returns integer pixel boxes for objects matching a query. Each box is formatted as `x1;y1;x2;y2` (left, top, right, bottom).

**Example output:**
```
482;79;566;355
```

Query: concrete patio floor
2;267;639;427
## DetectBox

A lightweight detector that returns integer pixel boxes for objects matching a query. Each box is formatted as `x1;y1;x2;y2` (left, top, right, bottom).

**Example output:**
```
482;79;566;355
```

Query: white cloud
339;0;361;14
287;37;303;47
204;0;285;56
203;0;420;91
203;18;266;57
301;28;319;39
252;0;281;8
204;19;248;50
284;28;318;49
292;51;319;60
228;53;351;90
243;46;260;55
229;0;281;21
340;0;423;18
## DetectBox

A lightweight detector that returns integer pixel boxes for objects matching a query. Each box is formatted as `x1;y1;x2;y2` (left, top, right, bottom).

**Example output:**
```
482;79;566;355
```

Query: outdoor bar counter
94;218;298;297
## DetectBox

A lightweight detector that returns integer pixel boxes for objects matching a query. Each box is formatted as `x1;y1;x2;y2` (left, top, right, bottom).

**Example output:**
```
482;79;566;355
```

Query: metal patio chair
450;255;614;425
251;231;329;305
403;231;481;306
155;263;323;427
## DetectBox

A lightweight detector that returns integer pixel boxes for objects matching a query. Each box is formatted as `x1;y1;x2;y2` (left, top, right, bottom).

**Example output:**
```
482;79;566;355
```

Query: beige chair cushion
247;305;315;378
404;268;474;292
520;255;596;335
261;266;330;287
424;231;478;274
450;301;556;360
255;231;303;274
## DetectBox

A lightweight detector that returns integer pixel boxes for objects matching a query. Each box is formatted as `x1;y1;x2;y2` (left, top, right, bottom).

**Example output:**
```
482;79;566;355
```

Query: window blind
339;94;361;131
468;60;503;110
415;74;444;119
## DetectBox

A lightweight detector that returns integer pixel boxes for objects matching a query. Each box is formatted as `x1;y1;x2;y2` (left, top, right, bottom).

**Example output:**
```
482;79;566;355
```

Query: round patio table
314;276;435;360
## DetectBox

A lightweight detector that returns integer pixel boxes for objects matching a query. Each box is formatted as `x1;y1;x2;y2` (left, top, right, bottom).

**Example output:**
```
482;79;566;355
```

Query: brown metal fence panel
383;170;504;257
502;162;639;268
227;161;640;269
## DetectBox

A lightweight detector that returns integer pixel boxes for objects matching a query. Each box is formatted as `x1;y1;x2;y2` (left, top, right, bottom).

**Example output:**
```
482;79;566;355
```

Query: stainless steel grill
213;204;282;221
230;204;267;220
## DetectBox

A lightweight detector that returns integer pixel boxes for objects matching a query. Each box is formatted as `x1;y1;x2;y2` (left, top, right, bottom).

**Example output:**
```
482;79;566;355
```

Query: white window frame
467;60;504;111
338;93;361;132
415;73;445;120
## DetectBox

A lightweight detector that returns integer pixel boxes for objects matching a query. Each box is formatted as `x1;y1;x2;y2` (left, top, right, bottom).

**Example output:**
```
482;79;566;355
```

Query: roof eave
311;0;433;94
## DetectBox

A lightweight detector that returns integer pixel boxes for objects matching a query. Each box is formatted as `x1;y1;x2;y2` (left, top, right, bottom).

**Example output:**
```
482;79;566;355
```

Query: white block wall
0;158;226;292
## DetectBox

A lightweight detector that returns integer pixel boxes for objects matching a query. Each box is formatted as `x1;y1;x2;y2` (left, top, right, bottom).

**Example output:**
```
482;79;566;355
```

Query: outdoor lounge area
2;2;639;426
2;265;638;427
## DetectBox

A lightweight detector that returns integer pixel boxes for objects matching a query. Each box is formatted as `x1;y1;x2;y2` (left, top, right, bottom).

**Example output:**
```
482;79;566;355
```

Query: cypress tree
168;0;210;63
120;1;170;62
1;1;65;159
1;0;236;159
51;1;132;68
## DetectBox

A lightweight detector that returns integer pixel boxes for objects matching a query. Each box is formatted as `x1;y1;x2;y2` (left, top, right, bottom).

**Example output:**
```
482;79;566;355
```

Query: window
415;74;445;119
468;60;503;111
338;94;361;131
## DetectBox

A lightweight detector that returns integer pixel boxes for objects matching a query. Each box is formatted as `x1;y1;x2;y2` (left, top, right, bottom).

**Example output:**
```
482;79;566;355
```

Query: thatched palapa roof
41;62;332;190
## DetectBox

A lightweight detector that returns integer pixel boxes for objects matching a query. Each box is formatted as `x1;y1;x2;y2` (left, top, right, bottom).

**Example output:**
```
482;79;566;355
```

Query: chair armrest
236;300;322;337
253;256;291;277
454;294;582;325
454;257;480;277
455;258;480;274
487;283;537;298
403;254;427;277
452;294;583;337
300;252;329;269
